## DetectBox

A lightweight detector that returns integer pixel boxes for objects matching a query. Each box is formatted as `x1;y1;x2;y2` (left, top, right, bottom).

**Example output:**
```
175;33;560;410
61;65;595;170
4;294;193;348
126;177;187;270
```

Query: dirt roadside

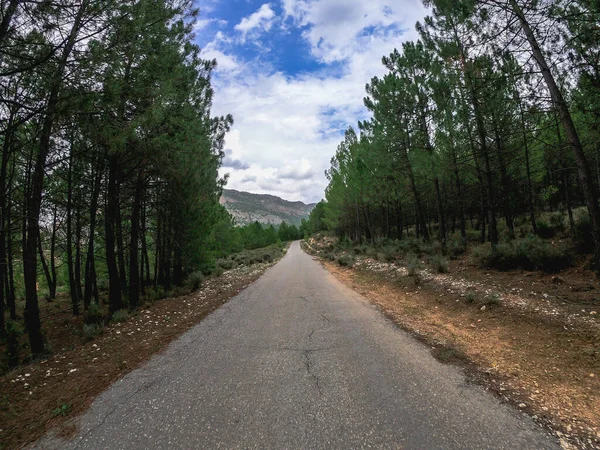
0;261;278;450
304;242;600;450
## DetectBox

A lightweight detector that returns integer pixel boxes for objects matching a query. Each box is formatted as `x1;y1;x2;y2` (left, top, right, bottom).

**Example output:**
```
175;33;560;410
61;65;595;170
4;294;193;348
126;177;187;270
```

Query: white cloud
193;17;227;32
283;0;427;62
203;0;428;203
234;3;277;40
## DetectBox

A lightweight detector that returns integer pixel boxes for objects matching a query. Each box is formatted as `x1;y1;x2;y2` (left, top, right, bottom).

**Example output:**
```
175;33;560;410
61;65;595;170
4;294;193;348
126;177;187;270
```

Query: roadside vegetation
303;0;600;280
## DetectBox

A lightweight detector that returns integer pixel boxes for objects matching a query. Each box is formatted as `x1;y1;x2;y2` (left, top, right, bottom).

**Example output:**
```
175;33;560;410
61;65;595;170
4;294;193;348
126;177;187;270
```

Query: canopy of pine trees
317;0;600;272
0;0;236;355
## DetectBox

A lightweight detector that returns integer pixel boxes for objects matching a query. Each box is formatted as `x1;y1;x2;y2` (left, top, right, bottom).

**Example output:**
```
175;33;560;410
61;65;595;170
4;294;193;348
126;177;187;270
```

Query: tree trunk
0;0;18;45
106;153;122;313
84;164;102;310
451;146;467;239
401;143;429;241
37;230;53;300
519;100;538;235
419;106;446;250
115;185;128;295
140;194;151;287
6;154;15;319
128;169;143;310
75;206;83;300
23;0;88;355
509;0;600;274
493;121;515;239
66;149;79;315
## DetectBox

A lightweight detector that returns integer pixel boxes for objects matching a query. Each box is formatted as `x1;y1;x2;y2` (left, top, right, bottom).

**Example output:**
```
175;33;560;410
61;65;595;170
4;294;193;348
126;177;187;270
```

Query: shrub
322;252;335;261
214;267;224;277
573;213;592;254
448;238;467;259
536;213;565;239
465;291;476;304
549;213;566;233
111;309;129;324
406;253;420;276
521;237;573;272
397;238;423;257
429;254;449;274
485;292;501;307
83;323;104;341
381;245;397;262
216;258;234;270
473;236;573;273
96;278;109;292
536;221;554;239
84;303;105;325
187;271;205;291
52;403;72;417
465;229;483;244
337;254;355;267
4;320;23;368
353;244;369;255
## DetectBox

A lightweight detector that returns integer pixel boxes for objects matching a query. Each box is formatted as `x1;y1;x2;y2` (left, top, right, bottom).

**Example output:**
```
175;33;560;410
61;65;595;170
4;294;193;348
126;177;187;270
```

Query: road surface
36;241;558;449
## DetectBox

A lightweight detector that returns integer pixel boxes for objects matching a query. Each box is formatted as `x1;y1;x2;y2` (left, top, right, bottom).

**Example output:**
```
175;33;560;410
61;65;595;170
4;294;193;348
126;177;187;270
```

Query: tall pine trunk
23;0;88;355
66;149;79;315
128;169;143;310
509;0;600;275
84;165;102;310
106;153;122;313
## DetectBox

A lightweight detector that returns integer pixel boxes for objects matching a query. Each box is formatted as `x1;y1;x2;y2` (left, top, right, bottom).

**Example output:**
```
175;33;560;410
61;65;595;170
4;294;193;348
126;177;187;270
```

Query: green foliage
315;0;600;278
303;201;328;236
278;221;301;242
186;271;205;291
84;304;105;325
573;211;592;253
473;236;574;273
111;310;129;324
428;254;449;274
216;258;235;270
405;253;421;276
83;324;104;341
448;238;467;259
485;292;501;307
4;320;23;368
465;291;476;304
239;222;278;250
337;254;355;267
51;403;72;418
537;213;566;239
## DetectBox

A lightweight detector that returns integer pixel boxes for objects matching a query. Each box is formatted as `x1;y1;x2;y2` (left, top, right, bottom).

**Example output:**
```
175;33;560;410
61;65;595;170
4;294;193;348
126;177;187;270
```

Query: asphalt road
36;241;558;450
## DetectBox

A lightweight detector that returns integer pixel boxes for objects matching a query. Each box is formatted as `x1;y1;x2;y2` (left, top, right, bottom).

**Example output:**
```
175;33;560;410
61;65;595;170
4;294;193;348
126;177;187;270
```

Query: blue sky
194;0;428;203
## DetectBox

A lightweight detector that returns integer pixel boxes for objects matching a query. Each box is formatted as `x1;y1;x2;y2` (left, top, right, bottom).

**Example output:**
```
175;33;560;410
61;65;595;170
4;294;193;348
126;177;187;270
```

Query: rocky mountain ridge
220;189;316;226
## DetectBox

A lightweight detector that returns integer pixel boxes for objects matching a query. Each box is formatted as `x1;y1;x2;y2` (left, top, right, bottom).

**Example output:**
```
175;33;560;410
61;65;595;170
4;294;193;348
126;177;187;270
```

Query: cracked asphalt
35;241;558;450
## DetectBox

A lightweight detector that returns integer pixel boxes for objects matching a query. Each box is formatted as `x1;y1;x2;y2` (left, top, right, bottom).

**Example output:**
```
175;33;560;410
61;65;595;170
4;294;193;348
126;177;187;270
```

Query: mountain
220;189;316;226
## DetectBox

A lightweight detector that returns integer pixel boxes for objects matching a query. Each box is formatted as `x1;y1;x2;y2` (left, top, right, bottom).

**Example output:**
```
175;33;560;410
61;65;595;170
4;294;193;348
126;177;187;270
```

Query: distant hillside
220;189;316;226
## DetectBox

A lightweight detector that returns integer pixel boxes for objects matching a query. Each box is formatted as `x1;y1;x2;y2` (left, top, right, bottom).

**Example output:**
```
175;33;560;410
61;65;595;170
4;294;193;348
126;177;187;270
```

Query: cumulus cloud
234;4;277;40
222;149;250;170
282;0;427;62
278;160;317;180
203;0;428;203
193;18;227;32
